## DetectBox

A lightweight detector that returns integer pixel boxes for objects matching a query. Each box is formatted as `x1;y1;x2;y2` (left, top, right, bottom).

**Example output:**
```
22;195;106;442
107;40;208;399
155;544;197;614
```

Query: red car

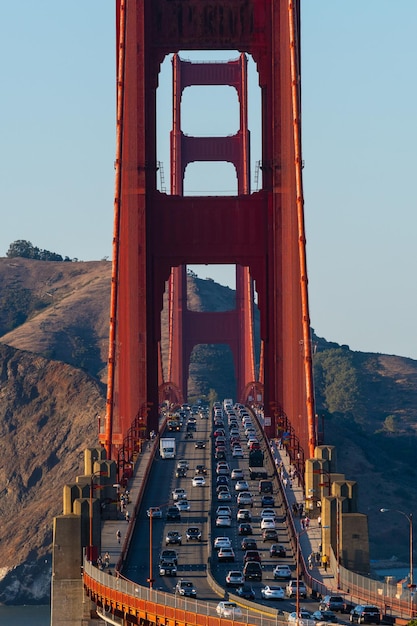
243;550;262;563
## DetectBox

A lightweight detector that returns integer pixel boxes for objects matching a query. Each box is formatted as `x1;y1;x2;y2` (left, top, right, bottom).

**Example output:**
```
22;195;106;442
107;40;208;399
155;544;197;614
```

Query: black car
270;544;286;557
160;549;178;564
217;475;229;485
320;596;346;613
176;467;187;478
312;610;338;623
261;495;275;507
237;584;256;600
240;538;257;552
159;559;177;576
186;527;202;542
165;530;182;545
195;464;207;475
262;528;279;542
349;606;380;624
166;506;181;522
238;523;253;535
195;440;206;449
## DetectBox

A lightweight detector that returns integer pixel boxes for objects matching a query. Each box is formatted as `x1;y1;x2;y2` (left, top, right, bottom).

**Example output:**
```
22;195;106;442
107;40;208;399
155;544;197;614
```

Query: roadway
122;405;323;616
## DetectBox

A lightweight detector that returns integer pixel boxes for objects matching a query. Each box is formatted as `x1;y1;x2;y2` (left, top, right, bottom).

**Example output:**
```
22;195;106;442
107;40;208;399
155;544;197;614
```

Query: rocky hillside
0;257;417;602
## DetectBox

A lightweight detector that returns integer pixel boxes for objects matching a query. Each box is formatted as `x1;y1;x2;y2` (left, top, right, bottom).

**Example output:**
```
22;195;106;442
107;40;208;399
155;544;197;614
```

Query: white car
192;476;206;487
216;505;232;516
261;508;277;519
175;499;190;511
216;462;230;475
172;488;187;501
287;611;315;626
216;602;243;619
217;490;232;501
237;491;253;507
273;564;292;580
235;480;249;492
231;468;244;480
146;506;162;518
237;508;252;521
261;585;285;600
216;515;232;527
218;547;235;562
260;517;276;530
226;570;244;587
214;536;232;550
232;446;244;458
177;460;189;470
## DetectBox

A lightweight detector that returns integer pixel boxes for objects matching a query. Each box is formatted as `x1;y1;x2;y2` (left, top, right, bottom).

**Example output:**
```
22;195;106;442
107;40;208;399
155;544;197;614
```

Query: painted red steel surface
105;0;315;467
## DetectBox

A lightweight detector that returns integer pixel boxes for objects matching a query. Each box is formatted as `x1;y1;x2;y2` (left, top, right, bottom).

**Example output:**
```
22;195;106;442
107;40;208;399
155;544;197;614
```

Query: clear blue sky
1;2;416;360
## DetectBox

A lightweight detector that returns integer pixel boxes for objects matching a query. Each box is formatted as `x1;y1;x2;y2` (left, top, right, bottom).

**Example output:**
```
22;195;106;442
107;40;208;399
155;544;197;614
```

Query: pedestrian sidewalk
269;440;336;594
99;439;157;573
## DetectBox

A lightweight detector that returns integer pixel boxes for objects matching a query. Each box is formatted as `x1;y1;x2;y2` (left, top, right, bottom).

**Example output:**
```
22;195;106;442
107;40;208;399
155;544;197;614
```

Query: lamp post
380;508;414;614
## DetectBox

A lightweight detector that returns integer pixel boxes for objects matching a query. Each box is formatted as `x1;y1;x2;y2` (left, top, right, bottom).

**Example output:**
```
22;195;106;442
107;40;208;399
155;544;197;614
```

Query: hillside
0;257;416;602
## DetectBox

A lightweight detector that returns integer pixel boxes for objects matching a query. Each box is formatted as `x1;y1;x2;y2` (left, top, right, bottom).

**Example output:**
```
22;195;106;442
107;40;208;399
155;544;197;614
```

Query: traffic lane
124;419;220;599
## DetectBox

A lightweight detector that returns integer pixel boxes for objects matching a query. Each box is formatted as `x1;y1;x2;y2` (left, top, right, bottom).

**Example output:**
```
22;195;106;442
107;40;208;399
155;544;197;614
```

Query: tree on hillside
6;240;72;261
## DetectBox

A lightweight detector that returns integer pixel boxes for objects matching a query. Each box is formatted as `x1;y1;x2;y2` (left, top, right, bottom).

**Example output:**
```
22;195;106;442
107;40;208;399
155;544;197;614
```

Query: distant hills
0;256;416;602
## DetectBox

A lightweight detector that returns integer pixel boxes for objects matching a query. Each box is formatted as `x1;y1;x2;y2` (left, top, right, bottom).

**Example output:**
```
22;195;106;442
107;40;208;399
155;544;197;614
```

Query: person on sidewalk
116;529;121;544
322;554;328;572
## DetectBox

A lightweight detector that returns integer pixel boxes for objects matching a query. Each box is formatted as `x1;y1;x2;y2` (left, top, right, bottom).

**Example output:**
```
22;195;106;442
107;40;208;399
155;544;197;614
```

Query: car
213;428;225;438
215;436;226;448
241;537;257;550
214;536;232;550
235;480;249;492
237;491;253;507
349;606;380;624
216;515;232;527
261;495;275;507
216;484;229;494
192;475;206;487
225;570;244;587
231;468;244;480
236;584;255;600
176;467;187;478
312;611;338;623
237;508;252;521
216;475;229;485
177;460;189;470
160;549;178;564
175;499;190;511
270;544;286;557
261;585;285;600
243;560;262;581
217;490;232;501
244;550;261;563
216;505;232;516
166;506;181;521
320;596;346;613
175;579;197;598
195;440;206;449
195;464;207;475
273;564;292;580
288;611;314;625
216;602;243;619
286;579;307;598
172;488;187;501
159;559;177;576
216;462;230;475
261;508;277;518
262;528;279;542
238;522;253;535
214;449;226;460
186;527;202;541
232;446;244;458
147;506;162;518
260;517;276;530
165;530;182;545
218;547;235;562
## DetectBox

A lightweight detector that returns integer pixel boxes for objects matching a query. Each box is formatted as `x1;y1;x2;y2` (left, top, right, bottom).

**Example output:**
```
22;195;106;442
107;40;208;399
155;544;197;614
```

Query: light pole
147;508;155;591
380;508;414;614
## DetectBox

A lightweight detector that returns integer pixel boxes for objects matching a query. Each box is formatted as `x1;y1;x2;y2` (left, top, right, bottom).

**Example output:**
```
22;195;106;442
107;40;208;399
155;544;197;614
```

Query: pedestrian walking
125;510;130;522
283;477;288;488
116;529;121;544
317;515;321;526
104;552;110;567
308;552;314;569
315;551;321;565
305;516;310;528
322;554;328;572
301;517;305;530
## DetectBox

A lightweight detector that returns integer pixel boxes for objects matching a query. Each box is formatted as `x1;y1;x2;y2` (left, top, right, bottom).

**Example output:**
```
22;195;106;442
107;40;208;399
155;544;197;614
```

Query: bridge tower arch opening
188;342;237;402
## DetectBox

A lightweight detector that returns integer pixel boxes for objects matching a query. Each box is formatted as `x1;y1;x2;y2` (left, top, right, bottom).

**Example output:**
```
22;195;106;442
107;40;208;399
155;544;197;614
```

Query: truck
160;437;176;459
